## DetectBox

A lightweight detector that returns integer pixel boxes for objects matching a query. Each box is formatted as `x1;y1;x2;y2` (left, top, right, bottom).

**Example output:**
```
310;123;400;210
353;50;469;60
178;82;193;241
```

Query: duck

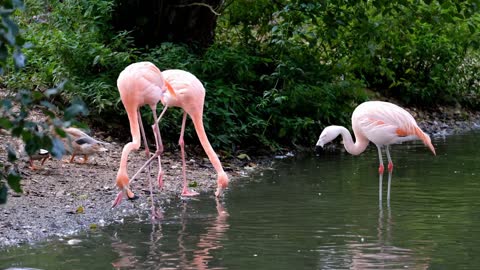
62;127;109;163
3;130;51;170
28;148;50;170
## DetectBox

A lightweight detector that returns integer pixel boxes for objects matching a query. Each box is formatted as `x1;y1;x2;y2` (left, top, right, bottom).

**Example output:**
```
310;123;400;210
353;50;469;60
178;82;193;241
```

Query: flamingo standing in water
112;62;177;215
316;101;436;197
113;64;229;213
157;69;229;198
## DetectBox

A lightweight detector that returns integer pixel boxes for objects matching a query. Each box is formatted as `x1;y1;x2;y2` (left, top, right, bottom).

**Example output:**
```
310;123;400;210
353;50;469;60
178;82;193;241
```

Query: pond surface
2;131;480;269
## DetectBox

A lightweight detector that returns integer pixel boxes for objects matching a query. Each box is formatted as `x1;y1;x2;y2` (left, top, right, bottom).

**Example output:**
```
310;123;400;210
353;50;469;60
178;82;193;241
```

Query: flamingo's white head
316;126;342;148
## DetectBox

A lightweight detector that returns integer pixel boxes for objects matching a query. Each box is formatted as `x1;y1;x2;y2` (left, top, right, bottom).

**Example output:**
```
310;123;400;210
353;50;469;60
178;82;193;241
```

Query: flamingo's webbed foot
112;191;124;208
112;189;138;208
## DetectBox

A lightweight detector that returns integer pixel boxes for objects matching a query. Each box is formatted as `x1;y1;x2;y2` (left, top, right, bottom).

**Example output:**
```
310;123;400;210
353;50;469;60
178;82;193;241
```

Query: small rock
67;239;82;245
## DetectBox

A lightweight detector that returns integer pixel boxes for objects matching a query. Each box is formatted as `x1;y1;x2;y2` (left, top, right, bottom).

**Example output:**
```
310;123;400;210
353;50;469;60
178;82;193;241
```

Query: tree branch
174;2;221;16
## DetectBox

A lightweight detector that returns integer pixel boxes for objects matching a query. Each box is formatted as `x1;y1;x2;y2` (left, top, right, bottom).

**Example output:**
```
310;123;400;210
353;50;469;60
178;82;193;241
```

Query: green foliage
215;0;480;149
0;85;88;203
0;0;26;74
4;0;135;112
0;0;86;204
339;0;480;106
5;0;480;156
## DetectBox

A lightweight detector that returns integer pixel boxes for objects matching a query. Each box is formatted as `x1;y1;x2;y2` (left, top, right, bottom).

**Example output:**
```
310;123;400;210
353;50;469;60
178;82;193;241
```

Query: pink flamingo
316;101;436;174
112;64;229;213
157;69;229;198
112;61;176;214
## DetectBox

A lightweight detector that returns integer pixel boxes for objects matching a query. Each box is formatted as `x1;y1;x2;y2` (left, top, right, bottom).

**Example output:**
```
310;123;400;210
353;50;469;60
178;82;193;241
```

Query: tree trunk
112;0;222;50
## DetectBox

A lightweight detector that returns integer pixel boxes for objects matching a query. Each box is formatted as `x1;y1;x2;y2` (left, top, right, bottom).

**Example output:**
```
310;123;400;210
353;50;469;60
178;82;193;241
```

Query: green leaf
54;127;67;138
0;184;7;204
76;205;85;214
11;126;23;137
32;91;44;101
236;153;251;160
7;170;22;193
45;88;59;98
13;49;25;69
7;144;17;162
51;137;66;159
64;99;88;120
0;117;13;129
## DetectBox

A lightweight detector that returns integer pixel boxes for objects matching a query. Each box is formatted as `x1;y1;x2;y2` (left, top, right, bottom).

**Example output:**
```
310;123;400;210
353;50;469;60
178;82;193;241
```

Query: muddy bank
1;104;480;248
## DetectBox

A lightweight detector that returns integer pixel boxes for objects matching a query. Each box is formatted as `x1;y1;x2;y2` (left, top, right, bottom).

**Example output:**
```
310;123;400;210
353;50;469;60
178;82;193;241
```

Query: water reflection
4;132;480;270
378;171;393;202
192;199;229;270
110;198;229;269
111;240;139;269
347;173;431;269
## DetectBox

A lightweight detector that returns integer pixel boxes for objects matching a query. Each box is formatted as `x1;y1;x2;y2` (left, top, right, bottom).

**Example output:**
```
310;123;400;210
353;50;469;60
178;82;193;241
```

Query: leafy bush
341;1;480;107
0;0;87;204
0;0;26;74
5;0;135;112
5;0;480;156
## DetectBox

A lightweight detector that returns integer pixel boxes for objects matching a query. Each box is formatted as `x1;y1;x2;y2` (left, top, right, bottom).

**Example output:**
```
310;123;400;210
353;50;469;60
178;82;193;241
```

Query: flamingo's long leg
156;105;169;126
152;108;164;190
179;112;199;196
386;145;393;172
377;145;384;174
387;170;392;202
377;145;384;201
128;153;158;184
127;107;170;188
378;172;383;201
137;108;160;217
138;109;150;158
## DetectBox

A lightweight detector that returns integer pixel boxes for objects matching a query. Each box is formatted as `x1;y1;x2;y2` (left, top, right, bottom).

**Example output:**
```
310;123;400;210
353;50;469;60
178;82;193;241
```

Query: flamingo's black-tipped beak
127;193;139;201
315;145;324;154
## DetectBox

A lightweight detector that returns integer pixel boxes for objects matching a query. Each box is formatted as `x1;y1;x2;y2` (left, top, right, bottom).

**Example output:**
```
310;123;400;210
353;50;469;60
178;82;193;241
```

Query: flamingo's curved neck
337;126;369;156
119;108;142;174
190;114;225;175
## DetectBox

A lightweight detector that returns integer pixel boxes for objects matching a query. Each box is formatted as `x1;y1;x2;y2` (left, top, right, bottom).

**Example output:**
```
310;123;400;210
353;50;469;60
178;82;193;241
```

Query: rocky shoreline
409;106;480;137
1;105;480;249
0;135;261;249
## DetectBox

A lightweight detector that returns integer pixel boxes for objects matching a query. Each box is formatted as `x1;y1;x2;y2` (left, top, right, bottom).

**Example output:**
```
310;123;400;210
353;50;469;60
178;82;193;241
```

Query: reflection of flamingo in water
191;198;229;269
347;172;431;269
111;198;229;269
111;241;139;269
175;198;229;269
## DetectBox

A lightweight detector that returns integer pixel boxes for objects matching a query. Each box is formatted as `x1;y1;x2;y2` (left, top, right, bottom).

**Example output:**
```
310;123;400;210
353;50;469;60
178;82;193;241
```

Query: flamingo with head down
157;69;229;198
113;63;229;217
316;101;436;198
112;61;176;217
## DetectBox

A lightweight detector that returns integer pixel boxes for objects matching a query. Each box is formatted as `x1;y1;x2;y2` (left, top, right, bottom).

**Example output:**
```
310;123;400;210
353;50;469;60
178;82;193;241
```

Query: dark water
2;132;480;270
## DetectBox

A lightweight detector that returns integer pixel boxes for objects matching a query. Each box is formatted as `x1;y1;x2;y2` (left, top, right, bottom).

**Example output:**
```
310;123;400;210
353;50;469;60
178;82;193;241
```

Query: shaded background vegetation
0;0;88;203
2;0;480;156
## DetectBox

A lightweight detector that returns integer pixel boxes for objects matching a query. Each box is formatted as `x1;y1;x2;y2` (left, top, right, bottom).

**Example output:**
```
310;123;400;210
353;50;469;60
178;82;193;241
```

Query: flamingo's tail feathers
415;127;436;155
